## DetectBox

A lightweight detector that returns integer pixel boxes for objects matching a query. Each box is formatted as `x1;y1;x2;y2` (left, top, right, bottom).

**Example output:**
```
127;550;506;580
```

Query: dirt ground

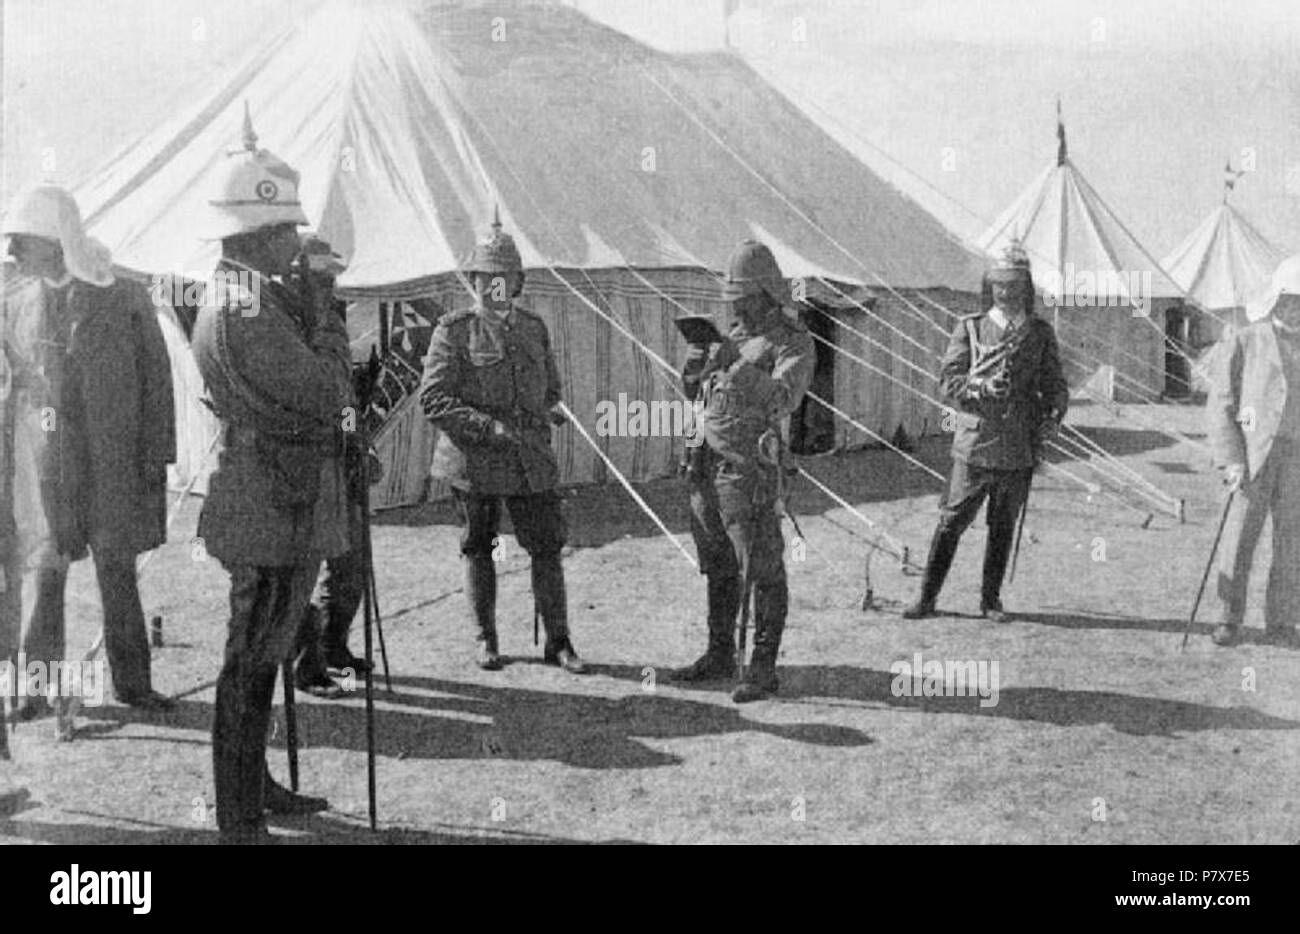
2;401;1297;844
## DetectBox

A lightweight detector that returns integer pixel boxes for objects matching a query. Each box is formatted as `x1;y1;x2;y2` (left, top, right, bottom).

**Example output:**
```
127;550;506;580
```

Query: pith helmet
721;239;784;301
202;106;309;240
465;208;523;275
987;239;1033;283
2;183;115;286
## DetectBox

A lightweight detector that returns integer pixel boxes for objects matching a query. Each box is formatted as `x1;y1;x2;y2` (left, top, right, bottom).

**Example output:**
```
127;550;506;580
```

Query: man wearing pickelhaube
191;116;352;843
419;213;586;674
903;241;1068;621
671;239;814;703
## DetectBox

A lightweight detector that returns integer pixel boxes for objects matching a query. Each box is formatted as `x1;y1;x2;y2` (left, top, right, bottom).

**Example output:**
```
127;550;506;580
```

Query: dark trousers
21;549;152;700
213;562;317;834
688;461;789;658
1216;436;1300;629
295;546;366;674
454;489;569;649
918;459;1032;608
1;545;16;757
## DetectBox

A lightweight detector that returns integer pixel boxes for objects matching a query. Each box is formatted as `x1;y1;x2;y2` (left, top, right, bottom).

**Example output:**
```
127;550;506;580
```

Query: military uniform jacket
192;264;353;567
939;309;1069;469
419;303;562;496
683;311;815;468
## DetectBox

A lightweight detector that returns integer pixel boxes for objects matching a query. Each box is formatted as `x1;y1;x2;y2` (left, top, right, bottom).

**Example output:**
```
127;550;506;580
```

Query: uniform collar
987;304;1026;333
43;271;73;290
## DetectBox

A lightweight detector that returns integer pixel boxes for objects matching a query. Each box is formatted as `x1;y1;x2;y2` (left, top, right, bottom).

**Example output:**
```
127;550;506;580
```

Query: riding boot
319;551;369;672
532;554;585;672
464;554;500;669
733;576;786;702
980;522;1015;619
902;524;960;618
672;574;740;682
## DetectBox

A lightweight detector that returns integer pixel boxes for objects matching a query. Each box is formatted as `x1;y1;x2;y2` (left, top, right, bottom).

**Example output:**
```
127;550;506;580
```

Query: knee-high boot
464;554;499;668
902;524;961;617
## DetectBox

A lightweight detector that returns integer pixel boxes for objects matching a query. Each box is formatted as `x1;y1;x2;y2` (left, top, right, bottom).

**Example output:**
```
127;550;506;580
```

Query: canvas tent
979;125;1189;402
1161;199;1288;394
71;0;986;507
1162;201;1287;331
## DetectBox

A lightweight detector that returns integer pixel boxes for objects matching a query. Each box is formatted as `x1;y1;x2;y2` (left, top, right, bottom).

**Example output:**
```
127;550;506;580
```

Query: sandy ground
1;401;1297;844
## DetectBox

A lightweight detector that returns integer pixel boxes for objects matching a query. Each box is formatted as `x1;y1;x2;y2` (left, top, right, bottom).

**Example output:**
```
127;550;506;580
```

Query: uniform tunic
939;309;1069;469
192;267;352;568
419;303;562;497
683;310;814;632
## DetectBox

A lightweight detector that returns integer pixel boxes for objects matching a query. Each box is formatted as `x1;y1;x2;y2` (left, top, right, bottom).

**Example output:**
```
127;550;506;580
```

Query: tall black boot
319;551;369;673
733;576;787;702
533;554;586;673
292;606;343;699
464;554;500;670
214;661;278;836
902;524;961;618
672;574;740;682
980;522;1015;621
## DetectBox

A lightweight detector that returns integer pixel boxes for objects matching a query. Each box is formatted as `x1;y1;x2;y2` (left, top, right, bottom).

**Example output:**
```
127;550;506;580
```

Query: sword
1007;472;1031;584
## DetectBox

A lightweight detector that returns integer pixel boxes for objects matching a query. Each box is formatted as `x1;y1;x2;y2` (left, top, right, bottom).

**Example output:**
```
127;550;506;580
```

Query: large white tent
1162;200;1287;328
66;0;986;507
980;124;1188;401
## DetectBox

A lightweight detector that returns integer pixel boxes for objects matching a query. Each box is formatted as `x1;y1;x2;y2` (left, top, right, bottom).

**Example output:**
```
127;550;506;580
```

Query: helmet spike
492;203;502;233
242;100;258;153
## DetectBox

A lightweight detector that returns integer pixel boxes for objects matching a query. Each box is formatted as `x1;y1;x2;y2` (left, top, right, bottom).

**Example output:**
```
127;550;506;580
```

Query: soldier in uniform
670;240;814;703
289;234;379;697
191;125;352;843
419;215;586;674
903;242;1068;621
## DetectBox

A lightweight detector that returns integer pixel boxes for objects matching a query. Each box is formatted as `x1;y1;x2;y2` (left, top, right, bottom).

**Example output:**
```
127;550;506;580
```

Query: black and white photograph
1;0;1297;878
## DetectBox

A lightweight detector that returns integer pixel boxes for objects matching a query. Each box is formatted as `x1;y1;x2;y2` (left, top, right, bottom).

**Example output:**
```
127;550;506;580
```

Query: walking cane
281;661;299;792
1181;489;1236;652
1006;477;1032;585
358;446;379;831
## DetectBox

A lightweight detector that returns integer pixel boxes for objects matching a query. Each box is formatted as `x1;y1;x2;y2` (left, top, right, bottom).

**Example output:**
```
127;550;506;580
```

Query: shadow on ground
585;661;1299;739
774;665;1298;738
64;674;872;770
0;806;636;844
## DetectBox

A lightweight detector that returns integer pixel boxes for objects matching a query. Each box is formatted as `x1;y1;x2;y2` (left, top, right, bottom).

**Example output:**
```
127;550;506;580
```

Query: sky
5;0;1299;259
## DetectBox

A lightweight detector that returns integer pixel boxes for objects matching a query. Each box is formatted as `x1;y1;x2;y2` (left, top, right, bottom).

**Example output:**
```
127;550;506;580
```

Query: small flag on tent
1056;98;1068;166
1224;160;1246;201
723;0;741;47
